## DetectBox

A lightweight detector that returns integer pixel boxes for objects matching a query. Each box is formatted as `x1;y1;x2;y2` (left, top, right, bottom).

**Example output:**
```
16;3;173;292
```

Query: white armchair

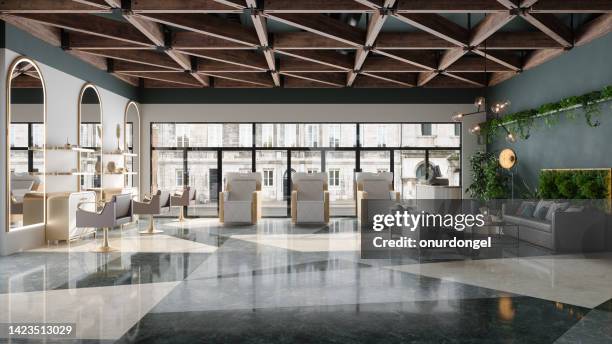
356;172;400;222
291;172;329;224
219;172;262;224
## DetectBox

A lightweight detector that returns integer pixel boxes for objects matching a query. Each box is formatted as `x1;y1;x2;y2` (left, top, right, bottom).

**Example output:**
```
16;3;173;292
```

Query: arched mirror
6;57;46;231
124;101;140;190
78;84;102;191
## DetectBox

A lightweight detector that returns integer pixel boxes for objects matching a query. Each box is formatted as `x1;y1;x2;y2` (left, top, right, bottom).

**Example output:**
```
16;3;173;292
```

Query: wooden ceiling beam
180;50;269;71
12;13;154;47
79;49;183;70
275;50;354;71
273;32;356;50
172;31;255;50
360;72;416;87
522;48;564;69
521;12;573;47
139;13;259;46
212;0;246;10
280;57;346;72
576;14;612;46
396;0;509;13
263;0;374;13
425;74;480;88
469;13;516;46
348;0;396;86
488;71;517;86
0;14;62;46
417;71;439;86
68;32;152;49
0;0;111;13
353;75;406;88
442;72;487;86
530;1;612;13
246;0;279;86
279;72;346;87
447;56;514;72
373;50;437;70
479;31;563;49
199;72;274;87
375;32;457;49
284;76;339;88
362;56;428;72
119;71;204;86
472;50;522;71
392;13;469;47
198;59;265;72
71;0;110;9
215;78;270;88
130;0;241;13
438;48;466;70
113;60;178;72
266;13;365;47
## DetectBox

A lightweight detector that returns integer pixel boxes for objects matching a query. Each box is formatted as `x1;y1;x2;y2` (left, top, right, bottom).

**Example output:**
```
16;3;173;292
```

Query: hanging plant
481;84;611;142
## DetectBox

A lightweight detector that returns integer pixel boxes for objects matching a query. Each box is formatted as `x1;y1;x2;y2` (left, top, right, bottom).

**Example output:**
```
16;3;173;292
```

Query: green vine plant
481;85;612;143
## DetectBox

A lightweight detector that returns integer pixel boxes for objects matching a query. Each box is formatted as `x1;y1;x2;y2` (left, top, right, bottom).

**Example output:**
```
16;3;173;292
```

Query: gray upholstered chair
134;190;164;234
170;186;196;222
76;194;133;252
291;172;329;224
159;191;171;214
356;172;400;222
219;173;262;224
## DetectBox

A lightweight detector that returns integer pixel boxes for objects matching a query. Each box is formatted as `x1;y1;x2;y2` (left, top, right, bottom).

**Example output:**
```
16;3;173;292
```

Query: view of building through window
151;123;461;217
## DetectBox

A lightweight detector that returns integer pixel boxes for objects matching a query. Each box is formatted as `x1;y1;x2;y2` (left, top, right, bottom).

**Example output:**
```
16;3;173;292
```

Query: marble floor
0;218;610;343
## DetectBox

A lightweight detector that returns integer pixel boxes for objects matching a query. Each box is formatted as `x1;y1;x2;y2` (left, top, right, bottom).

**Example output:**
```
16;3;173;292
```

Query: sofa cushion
504;214;552;233
533;200;552;217
534;205;549;220
517;202;536;217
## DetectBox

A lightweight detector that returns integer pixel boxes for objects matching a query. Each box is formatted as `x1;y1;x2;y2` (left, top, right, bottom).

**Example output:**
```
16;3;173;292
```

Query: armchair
75;193;133;252
356;172;400;222
291;172;329;224
134;190;164;234
170;186;196;222
219;173;262;224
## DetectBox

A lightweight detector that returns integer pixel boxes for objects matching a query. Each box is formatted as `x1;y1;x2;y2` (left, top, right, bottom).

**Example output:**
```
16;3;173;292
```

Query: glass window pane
326;151;356;216
359;150;390;173
152;150;184;216
187;151;218;217
9;151;28;173
256;124;356;148
291;151;321;174
256;150;288;217
428;150;461;186
394;150;426;199
152;123;252;148
402;124;461;147
360;124;400;147
222;151;252;188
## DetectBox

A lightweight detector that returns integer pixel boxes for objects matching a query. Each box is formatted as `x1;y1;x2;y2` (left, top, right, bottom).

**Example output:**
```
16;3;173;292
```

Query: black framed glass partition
151;122;461;218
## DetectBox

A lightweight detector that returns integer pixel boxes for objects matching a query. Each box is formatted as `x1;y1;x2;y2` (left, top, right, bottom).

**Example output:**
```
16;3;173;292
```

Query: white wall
1;48;135;256
140;103;484;197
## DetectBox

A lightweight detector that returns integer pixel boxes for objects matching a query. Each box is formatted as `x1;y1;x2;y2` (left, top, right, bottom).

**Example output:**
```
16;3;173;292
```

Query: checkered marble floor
0;218;610;343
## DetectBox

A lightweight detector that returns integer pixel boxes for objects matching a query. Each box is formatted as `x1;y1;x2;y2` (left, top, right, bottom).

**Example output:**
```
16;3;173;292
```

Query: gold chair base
93;228;116;253
177;207;186;222
139;215;163;235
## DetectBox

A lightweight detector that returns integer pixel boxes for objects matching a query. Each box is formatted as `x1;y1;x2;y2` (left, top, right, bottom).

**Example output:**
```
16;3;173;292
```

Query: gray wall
488;33;612;193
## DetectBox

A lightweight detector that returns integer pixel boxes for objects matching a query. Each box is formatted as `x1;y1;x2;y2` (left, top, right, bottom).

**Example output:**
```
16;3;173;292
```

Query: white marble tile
29;234;218;253
0;282;179;340
230;233;360;252
385;253;612;308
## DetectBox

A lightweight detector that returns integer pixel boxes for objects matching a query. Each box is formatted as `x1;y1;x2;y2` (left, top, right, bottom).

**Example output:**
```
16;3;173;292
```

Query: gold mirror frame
124;101;140;189
77;83;103;192
5;56;47;232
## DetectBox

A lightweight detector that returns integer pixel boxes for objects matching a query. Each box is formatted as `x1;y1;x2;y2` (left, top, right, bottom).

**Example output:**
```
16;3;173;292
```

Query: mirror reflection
79;86;102;191
8;59;45;230
125;102;139;190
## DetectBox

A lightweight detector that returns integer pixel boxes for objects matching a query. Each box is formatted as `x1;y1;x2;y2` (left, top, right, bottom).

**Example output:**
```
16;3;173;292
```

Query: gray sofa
502;200;607;252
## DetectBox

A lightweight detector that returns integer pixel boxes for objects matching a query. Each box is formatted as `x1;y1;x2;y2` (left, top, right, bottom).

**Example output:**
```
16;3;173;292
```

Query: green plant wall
538;169;611;200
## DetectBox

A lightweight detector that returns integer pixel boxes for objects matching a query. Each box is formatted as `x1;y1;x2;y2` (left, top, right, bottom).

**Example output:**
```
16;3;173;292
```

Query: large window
151;122;461;217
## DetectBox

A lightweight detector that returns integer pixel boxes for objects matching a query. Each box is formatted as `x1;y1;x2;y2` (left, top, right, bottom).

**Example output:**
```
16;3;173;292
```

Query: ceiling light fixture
450;40;514;140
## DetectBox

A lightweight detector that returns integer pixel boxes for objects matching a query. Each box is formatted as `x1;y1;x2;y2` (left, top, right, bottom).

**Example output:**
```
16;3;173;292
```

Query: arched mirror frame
77;83;103;192
124;101;140;189
5;56;47;232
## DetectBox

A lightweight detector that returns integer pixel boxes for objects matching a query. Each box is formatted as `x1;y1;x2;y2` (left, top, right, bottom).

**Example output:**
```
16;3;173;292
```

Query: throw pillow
533;200;552;218
520;203;536;218
545;202;569;222
534;205;549;220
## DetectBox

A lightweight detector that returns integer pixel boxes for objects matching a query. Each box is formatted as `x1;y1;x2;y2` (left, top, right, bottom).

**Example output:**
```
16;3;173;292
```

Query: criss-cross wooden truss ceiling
1;0;611;88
